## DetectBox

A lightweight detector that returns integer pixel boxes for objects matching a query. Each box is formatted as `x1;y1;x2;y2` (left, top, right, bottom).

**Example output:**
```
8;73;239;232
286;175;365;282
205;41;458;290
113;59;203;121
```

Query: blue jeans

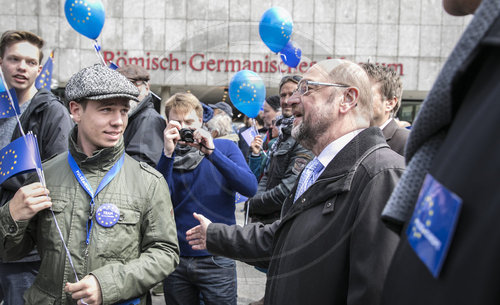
163;256;237;305
0;261;40;305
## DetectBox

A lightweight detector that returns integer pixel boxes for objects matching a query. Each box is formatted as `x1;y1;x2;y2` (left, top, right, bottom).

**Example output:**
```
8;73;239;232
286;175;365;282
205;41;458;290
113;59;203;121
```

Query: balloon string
276;53;287;80
93;40;106;66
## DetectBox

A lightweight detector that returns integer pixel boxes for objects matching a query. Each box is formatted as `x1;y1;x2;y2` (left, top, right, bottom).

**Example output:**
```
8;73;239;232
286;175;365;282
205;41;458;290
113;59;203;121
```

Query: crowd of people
0;0;499;304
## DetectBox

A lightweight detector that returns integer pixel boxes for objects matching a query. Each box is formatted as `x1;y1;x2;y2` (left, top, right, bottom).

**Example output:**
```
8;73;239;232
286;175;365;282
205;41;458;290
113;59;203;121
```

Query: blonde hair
164;92;203;120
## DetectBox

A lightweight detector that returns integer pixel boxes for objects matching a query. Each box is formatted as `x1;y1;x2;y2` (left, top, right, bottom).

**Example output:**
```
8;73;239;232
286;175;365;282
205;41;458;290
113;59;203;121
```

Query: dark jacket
123;94;166;167
208;128;404;305
0;129;179;304
0;89;74;206
0;89;73;263
382;118;410;156
247;126;313;224
381;10;500;305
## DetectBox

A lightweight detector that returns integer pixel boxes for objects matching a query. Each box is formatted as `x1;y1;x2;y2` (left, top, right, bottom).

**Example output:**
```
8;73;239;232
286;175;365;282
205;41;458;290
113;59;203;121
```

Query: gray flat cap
66;64;139;102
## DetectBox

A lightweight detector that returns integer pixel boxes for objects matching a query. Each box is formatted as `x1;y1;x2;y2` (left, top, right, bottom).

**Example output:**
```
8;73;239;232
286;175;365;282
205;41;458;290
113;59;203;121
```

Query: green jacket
0;129;179;304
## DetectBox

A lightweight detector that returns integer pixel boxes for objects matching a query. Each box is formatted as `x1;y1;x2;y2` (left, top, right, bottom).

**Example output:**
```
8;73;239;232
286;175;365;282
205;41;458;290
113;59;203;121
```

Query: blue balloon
64;0;105;40
259;7;293;53
279;41;301;68
229;70;266;118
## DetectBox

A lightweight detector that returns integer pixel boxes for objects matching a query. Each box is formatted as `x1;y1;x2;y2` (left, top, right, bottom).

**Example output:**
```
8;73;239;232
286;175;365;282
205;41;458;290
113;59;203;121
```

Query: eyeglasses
294;79;349;96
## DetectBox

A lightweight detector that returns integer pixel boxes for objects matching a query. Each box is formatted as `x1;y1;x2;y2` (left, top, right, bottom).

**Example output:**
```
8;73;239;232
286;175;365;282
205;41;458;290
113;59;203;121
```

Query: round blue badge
96;203;120;228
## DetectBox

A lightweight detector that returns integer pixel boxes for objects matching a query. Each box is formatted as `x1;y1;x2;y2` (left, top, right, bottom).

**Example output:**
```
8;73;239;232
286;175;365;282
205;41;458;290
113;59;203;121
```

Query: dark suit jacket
381;12;500;305
382;118;410;156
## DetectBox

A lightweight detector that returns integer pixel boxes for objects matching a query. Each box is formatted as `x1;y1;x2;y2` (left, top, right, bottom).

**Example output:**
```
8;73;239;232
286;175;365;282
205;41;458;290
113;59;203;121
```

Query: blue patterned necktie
294;158;324;202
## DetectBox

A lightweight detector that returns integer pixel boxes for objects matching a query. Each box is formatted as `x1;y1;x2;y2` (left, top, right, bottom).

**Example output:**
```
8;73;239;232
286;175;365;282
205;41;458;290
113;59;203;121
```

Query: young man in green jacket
0;64;179;305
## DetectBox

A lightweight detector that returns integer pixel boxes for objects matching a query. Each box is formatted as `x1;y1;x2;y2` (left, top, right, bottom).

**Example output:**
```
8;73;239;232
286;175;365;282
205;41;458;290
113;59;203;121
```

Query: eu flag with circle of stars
35;51;54;90
0;133;42;185
406;174;462;278
235;192;248;204
0;86;20;119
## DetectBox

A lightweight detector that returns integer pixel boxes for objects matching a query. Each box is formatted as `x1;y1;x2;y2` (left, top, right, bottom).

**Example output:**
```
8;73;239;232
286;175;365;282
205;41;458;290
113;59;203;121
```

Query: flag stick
93;40;106;66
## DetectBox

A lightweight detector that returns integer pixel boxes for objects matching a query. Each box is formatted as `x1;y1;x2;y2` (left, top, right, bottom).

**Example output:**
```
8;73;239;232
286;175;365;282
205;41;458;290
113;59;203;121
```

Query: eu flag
0;133;42;185
235;192;248;204
35;51;54;90
0;87;20;119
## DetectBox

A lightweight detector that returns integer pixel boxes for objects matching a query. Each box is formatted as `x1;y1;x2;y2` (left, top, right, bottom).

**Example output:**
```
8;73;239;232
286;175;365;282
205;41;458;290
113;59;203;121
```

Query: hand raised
250;135;263;155
163;120;182;157
189;128;215;155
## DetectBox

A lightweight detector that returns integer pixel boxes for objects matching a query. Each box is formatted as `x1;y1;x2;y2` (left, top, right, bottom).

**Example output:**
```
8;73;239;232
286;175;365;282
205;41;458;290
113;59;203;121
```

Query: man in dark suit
360;63;409;156
184;59;405;305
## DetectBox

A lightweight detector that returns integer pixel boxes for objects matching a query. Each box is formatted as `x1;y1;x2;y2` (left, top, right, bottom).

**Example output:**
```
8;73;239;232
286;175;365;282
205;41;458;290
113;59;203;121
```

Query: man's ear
385;97;397;113
69;101;82;124
339;87;359;113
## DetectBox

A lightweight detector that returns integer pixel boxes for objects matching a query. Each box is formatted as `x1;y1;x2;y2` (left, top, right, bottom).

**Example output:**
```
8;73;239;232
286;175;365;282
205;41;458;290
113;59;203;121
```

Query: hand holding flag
9;182;51;221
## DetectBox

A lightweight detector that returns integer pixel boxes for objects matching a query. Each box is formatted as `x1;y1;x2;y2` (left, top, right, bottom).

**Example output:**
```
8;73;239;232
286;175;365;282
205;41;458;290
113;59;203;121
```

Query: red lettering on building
160;58;169;70
189;53;204;71
101;50;404;76
206;59;216;71
225;60;241;72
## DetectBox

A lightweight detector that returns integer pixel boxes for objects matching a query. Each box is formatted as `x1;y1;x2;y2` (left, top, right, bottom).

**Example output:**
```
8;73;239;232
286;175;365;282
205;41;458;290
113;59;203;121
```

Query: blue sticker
407;174;462;278
96;203;120;228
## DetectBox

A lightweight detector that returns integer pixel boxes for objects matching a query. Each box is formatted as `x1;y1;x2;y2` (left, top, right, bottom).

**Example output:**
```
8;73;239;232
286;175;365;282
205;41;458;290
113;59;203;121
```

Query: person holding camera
156;92;258;305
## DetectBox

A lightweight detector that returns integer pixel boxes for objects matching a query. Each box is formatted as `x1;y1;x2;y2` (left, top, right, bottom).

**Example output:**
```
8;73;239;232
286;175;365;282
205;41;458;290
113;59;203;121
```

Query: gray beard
292;112;333;151
291;120;318;150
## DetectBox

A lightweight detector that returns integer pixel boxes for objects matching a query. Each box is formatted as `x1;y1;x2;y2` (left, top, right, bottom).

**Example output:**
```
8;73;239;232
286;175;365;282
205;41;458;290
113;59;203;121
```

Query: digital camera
179;128;195;143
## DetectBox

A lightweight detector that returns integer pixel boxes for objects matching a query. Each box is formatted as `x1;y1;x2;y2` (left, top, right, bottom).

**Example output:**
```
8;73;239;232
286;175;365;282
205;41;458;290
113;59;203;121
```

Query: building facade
0;0;471;121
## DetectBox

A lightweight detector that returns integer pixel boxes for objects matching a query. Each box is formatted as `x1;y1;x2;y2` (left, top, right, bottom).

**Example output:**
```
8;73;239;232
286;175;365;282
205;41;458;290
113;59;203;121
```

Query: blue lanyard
68;152;125;245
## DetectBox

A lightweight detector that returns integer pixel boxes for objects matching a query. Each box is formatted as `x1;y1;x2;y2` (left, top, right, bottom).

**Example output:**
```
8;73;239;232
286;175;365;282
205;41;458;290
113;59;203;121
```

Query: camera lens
179;128;195;143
